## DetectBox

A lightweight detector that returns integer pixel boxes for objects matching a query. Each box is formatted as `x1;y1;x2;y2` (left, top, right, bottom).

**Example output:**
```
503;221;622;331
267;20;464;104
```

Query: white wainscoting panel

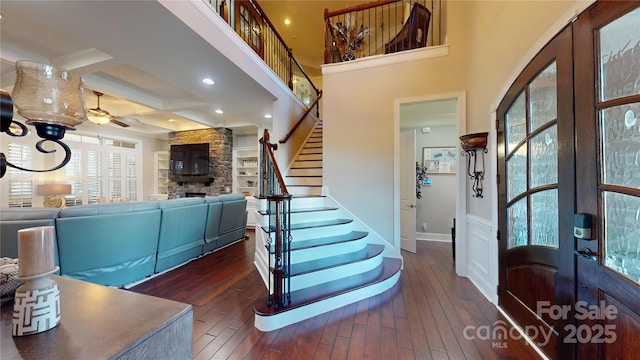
465;215;498;304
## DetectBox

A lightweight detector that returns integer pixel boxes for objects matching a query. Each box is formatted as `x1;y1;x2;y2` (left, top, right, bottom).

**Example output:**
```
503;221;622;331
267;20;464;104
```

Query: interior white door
400;130;417;253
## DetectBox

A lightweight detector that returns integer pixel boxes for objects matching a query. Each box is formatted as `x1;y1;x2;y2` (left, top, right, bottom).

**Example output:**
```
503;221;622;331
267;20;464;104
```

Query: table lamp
37;184;72;208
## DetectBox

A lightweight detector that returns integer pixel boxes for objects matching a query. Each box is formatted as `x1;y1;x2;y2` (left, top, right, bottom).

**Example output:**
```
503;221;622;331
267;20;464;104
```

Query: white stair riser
255;220;354;241
288;168;322;177
285;177;323;186
293;160;322;168
289;254;384;291
254;197;327;211
254;271;401;331
300;148;322;155
297;153;322;161
289;236;370;263
289;222;355;241
287;186;323;196
289;210;338;223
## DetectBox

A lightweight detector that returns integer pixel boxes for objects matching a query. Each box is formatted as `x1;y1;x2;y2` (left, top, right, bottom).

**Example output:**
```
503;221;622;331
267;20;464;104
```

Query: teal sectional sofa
0;195;247;287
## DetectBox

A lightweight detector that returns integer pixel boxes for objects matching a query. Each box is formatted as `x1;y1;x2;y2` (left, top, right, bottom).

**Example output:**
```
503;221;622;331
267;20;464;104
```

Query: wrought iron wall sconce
459;132;488;198
1;61;87;178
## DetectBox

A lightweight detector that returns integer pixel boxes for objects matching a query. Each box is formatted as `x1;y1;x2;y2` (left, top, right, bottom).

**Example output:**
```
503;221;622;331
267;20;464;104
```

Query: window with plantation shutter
108;152;122;199
7;143;33;207
0;134;141;207
125;155;137;201
64;149;83;207
86;150;103;204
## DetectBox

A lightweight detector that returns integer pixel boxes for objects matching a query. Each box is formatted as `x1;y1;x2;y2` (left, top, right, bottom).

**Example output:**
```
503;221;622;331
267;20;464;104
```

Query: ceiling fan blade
110;118;130;127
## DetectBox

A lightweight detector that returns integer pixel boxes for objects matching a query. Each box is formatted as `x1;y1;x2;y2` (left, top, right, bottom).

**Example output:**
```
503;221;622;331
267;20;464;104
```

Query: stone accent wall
167;128;232;198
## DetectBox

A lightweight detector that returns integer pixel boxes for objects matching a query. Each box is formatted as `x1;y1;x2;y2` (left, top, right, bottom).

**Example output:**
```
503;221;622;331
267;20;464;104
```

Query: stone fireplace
167;128;232;198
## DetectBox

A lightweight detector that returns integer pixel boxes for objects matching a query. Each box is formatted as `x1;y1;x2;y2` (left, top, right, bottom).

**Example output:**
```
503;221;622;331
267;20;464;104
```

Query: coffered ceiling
0;0;292;138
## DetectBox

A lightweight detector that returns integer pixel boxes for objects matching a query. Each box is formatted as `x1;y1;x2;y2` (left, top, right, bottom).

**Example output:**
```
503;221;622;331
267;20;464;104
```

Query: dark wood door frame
497;24;576;359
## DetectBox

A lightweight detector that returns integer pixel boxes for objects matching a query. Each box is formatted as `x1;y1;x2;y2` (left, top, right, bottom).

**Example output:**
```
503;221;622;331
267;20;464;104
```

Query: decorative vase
459;132;488;151
12;226;61;336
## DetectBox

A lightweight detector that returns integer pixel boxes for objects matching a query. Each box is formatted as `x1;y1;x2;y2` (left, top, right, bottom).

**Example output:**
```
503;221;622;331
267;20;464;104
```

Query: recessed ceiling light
284;18;291;25
202;78;215;85
215;109;223;114
264;114;272;119
168;118;175;122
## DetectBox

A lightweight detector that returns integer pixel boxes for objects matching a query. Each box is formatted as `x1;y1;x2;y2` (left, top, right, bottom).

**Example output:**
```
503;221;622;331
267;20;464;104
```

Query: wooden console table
1;276;192;359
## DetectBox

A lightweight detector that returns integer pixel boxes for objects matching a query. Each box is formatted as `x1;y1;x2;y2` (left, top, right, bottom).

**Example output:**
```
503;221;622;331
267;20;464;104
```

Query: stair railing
324;0;443;63
206;0;321;115
279;90;323;144
259;129;292;308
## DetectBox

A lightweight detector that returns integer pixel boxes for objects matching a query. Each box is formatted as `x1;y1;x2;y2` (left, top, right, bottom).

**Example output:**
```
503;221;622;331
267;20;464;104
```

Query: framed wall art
422;147;457;174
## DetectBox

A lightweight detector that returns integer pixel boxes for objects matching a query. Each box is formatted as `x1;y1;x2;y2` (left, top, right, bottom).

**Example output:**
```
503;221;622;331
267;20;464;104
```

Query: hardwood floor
130;231;541;359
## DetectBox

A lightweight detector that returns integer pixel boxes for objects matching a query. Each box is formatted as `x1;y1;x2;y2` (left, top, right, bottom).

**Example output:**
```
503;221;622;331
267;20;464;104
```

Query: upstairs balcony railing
206;0;320;115
324;0;444;63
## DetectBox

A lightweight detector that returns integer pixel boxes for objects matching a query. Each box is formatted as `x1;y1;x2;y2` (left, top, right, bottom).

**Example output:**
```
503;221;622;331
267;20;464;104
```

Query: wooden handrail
266;145;289;195
260;129;289;196
324;0;400;18
279;90;323;144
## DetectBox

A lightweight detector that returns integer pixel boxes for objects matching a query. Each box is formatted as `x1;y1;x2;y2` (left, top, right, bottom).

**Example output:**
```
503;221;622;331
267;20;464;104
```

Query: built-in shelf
151;151;169;200
233;146;258;228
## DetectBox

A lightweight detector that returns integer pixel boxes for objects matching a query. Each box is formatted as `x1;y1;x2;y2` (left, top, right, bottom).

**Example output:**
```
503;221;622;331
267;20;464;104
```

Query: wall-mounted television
169;143;210;177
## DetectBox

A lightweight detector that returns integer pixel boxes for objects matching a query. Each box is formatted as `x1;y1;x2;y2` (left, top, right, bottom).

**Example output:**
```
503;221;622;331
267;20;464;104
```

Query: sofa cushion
218;195;247;248
58;201;158;218
203;197;223;253
55;209;161;287
157;197;204;209
155;200;207;273
0;208;61;259
0;208;60;221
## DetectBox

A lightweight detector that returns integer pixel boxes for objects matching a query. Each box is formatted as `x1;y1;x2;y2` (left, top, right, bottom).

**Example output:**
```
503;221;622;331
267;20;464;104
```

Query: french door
497;24;575;360
498;2;640;359
573;2;640;359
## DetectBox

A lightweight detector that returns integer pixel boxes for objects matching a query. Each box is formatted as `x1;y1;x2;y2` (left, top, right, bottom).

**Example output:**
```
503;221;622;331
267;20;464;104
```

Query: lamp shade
11;61;86;130
37;184;72;196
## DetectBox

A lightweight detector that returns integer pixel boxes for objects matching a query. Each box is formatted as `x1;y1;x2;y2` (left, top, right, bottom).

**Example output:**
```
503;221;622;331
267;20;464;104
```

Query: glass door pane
505;62;559;249
530;63;558;131
599;8;640;285
599;7;640;101
603;192;640;283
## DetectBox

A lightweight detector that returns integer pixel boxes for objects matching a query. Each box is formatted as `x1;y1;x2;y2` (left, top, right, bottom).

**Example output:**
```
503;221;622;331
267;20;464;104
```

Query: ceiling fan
86;91;130;127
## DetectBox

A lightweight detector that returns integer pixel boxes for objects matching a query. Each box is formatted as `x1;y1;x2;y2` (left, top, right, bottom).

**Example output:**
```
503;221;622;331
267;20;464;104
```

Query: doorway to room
398;95;462;254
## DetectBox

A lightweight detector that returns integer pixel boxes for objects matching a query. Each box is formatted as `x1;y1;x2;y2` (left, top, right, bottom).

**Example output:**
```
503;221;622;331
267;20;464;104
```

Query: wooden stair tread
286;175;322;178
261;218;353;233
253;257;402;316
289;230;368;251
289;244;384;276
268;230;368;253
258;206;338;216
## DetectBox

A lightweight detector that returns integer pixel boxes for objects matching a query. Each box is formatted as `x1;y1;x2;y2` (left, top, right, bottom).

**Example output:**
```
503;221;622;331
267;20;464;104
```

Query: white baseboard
416;232;451;242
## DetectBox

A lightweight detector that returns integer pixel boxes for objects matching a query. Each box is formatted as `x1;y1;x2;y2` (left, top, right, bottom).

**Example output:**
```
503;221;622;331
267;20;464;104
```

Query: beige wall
322;0;588;241
415;125;457;235
322;1;469;241
464;0;585;216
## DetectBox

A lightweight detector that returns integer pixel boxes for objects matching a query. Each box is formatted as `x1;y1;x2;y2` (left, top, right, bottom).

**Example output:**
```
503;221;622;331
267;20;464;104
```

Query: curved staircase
252;122;402;331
